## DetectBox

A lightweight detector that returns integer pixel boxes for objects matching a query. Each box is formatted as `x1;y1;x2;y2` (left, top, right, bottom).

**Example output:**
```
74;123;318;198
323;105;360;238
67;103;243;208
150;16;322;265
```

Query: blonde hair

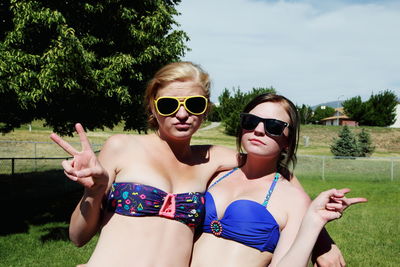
144;62;211;129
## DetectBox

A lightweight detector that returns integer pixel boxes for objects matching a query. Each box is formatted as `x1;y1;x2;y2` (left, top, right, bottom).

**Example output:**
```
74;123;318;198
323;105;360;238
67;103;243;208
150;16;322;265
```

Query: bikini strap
208;167;239;190
262;173;280;207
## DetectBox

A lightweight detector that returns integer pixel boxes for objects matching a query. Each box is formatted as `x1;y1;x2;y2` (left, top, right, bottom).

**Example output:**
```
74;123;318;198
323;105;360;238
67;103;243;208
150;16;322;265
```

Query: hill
0;121;399;157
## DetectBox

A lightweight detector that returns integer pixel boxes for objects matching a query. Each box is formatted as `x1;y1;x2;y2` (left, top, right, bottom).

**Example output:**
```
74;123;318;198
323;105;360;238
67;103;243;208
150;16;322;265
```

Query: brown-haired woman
191;94;366;267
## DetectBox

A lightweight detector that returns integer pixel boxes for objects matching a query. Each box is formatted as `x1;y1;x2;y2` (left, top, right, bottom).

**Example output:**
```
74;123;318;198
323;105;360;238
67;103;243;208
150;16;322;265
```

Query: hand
314;244;345;267
50;123;108;189
310;188;367;223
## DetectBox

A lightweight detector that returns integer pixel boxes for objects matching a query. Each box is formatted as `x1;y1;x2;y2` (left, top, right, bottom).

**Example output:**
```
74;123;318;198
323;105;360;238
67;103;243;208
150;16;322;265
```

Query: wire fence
0;141;399;180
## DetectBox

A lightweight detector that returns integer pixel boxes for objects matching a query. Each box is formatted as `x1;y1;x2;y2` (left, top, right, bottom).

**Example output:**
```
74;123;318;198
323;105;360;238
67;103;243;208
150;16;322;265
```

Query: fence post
11;158;15;175
391;160;394;181
322;156;325;181
34;142;37;171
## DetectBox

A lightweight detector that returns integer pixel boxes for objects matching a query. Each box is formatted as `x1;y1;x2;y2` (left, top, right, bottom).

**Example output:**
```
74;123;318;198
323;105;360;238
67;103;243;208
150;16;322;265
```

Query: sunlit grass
0;175;398;266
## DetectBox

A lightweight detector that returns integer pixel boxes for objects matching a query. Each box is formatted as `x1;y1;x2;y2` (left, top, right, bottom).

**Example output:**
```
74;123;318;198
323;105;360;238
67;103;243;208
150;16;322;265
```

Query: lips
249;138;266;145
174;123;191;130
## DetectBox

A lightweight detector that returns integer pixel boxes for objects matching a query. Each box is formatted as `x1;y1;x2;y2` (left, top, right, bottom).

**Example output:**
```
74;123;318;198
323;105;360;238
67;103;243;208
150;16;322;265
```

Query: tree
311;106;335;124
218;87;276;136
342;90;397;127
330;126;359;157
357;128;375;157
297;104;313;124
0;0;189;135
342;96;366;123
363;90;397;126
207;103;221;122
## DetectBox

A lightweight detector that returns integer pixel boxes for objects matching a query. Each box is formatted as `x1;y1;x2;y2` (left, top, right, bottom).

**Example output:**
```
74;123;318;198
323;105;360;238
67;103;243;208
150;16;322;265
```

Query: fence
0;141;399;180
295;155;399;181
0;140;102;175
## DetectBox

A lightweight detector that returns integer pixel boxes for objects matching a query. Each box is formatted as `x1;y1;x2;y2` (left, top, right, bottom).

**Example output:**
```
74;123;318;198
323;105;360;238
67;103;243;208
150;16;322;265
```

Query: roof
320;115;350;121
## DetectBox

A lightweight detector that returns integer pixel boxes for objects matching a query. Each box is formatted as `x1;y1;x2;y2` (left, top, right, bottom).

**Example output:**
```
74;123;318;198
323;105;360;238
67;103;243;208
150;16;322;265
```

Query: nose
253;122;265;136
175;104;189;120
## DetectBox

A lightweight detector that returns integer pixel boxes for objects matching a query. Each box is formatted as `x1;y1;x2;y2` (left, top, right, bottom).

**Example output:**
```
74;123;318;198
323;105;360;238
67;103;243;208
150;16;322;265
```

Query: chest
208;179;288;229
114;144;216;193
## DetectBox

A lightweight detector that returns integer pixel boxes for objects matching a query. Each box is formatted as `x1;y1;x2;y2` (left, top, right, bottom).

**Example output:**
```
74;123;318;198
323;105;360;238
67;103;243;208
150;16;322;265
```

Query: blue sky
176;0;400;106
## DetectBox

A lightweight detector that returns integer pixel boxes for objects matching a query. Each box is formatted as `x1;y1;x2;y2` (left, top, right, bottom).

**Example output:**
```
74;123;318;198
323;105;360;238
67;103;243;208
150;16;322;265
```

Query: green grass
1;121;400;157
300;178;400;267
0;122;399;266
0;171;399;266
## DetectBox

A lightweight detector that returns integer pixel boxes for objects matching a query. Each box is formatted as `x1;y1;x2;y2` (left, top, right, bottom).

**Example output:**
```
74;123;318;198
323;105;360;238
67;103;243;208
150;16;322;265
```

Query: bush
330;126;375;157
357;128;375;156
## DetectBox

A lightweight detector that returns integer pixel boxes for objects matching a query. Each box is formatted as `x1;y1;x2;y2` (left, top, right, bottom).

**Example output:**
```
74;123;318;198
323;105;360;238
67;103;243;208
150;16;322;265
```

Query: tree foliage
357;128;375;157
311;105;335;124
207;103;221;122
297;104;313;124
0;0;189;135
218;87;276;136
330;126;359;157
342;90;397;127
330;126;375;157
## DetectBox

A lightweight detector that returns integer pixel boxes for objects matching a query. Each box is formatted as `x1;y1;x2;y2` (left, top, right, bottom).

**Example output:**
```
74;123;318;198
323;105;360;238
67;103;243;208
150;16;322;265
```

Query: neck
241;154;279;179
155;131;193;161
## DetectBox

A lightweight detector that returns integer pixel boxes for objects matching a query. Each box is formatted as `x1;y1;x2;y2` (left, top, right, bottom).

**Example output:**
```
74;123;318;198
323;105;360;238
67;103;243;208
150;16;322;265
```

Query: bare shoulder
209;145;238;170
100;134;148;156
278;179;310;208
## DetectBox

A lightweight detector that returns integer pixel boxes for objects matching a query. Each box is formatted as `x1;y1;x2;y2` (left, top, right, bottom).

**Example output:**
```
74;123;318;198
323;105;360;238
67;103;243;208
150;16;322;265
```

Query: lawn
0;122;399;266
0;170;399;266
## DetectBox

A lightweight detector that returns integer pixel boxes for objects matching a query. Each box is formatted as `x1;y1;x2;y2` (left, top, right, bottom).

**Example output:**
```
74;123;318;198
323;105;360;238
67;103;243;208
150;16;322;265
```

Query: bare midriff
86;213;194;267
191;233;273;267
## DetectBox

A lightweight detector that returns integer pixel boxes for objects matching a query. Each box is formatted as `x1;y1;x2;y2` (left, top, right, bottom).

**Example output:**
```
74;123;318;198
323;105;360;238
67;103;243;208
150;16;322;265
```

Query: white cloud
176;0;400;105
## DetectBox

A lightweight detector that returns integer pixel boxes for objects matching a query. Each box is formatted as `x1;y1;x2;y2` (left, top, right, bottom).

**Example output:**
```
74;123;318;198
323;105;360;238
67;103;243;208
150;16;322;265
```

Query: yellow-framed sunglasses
154;95;208;116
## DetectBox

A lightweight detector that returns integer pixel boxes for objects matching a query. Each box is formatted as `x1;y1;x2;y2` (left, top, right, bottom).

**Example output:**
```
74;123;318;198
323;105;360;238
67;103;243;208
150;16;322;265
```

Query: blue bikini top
202;168;280;252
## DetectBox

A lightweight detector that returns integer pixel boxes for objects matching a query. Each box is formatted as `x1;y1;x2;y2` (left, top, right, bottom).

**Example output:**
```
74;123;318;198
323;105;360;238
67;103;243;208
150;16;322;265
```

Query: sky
175;0;400;106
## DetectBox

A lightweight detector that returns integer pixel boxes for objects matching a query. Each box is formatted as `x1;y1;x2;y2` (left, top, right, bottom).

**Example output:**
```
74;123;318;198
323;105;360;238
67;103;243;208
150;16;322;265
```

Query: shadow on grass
40;226;70;242
0;169;83;236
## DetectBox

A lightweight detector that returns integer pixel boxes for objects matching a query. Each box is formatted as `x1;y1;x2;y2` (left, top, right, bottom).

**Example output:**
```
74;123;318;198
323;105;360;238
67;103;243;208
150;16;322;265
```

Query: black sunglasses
240;113;289;136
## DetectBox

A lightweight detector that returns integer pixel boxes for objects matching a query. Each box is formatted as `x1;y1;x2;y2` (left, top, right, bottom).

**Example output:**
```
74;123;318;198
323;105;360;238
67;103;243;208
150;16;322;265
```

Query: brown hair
237;93;300;176
144;62;211;129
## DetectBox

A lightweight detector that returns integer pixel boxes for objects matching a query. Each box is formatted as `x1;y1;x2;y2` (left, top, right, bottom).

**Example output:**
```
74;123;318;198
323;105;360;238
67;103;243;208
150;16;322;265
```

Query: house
389;103;400;128
320;107;358;126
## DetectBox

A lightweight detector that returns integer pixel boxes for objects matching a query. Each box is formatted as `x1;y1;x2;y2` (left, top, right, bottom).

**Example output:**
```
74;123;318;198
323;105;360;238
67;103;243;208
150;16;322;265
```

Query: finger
64;170;78;182
75;123;92;151
329;188;350;199
61;160;77;175
336;188;351;195
50;133;79;156
343;197;368;207
75;167;102;178
326;202;343;211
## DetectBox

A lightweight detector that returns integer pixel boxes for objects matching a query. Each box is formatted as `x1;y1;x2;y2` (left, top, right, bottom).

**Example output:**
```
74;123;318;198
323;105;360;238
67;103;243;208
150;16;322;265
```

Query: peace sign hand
310;188;367;224
50;123;108;189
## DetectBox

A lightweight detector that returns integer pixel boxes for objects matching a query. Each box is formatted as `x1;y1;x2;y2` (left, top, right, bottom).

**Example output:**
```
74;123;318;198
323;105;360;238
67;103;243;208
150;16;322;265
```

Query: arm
269;187;310;266
50;123;118;246
277;189;367;267
290;174;346;267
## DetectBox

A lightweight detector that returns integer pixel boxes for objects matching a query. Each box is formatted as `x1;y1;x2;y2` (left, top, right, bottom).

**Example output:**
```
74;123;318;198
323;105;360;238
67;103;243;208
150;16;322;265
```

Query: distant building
320;107;358;126
389;103;400;128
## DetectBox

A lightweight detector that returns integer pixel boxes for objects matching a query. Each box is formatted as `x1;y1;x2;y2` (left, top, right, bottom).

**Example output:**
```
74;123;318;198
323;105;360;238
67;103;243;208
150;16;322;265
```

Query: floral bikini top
107;182;205;228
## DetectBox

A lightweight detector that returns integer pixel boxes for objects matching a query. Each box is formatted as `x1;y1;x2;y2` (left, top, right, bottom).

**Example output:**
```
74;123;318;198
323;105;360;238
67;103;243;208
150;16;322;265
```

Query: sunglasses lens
265;120;286;136
185;96;207;114
240;113;287;136
156;98;179;115
240;114;260;130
